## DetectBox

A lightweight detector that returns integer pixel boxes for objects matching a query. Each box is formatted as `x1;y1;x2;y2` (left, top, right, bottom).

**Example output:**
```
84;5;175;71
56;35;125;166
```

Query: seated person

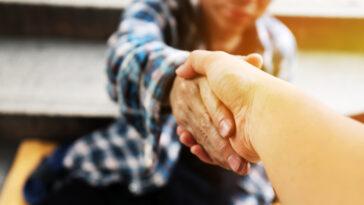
24;0;295;204
176;50;364;205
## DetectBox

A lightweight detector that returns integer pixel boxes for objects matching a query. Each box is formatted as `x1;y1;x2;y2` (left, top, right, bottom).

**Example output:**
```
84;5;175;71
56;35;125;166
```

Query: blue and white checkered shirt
63;0;296;204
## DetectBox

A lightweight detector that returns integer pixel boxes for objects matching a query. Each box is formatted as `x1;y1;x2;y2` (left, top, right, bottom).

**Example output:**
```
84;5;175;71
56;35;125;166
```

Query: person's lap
41;146;241;205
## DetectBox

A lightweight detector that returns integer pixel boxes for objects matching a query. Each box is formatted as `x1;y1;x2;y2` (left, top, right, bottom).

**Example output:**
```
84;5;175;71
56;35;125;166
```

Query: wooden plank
278;16;364;51
0;140;56;205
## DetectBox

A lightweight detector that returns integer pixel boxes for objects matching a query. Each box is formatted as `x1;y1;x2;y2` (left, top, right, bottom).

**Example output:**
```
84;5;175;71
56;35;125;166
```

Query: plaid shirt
62;0;296;204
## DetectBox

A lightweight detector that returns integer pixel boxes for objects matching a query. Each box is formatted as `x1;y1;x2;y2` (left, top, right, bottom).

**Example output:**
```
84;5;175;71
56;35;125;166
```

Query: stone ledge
1;38;364;118
0;38;118;118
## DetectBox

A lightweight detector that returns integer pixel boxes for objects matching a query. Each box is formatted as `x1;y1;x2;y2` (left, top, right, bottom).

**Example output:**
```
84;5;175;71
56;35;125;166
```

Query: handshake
170;50;269;175
170;50;364;204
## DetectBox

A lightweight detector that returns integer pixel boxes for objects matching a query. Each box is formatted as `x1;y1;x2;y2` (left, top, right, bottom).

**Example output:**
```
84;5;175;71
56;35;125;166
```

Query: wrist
248;74;303;160
232;73;291;162
227;74;267;162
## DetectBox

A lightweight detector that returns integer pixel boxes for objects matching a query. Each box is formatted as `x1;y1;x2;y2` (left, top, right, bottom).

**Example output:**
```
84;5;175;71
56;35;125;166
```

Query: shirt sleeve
258;15;297;81
106;0;188;137
62;0;187;194
269;17;297;81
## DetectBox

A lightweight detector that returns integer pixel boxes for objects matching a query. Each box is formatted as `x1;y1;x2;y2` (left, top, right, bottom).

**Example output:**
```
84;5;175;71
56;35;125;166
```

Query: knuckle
212;51;228;60
174;111;188;126
178;120;188;128
172;101;184;113
212;51;230;65
178;82;189;94
180;80;198;94
190;50;206;58
201;112;211;123
198;118;212;134
174;117;184;127
214;51;227;56
214;108;225;121
196;127;209;145
190;50;200;56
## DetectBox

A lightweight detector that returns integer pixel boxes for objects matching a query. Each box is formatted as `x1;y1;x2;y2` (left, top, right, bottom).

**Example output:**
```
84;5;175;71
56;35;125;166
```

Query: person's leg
162;146;240;205
41;179;104;205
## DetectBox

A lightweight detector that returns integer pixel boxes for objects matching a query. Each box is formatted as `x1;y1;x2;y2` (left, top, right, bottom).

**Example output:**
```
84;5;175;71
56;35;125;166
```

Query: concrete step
0;37;117;140
0;37;118;118
1;37;363;119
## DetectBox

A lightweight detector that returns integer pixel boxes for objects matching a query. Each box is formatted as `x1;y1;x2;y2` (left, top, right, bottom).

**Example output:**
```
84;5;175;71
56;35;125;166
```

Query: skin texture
170;77;248;174
169;0;271;173
176;50;364;205
176;54;264;165
176;51;264;162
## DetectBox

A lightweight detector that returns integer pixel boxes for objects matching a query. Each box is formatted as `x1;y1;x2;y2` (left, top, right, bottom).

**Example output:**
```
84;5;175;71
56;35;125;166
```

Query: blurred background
0;0;363;203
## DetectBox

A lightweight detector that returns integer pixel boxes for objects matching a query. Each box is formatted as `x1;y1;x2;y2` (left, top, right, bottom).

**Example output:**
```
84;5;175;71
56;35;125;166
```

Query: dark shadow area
0;3;121;40
0;114;114;142
0;138;19;189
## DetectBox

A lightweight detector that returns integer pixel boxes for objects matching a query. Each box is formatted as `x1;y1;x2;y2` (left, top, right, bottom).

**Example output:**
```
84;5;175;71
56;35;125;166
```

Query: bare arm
176;50;364;205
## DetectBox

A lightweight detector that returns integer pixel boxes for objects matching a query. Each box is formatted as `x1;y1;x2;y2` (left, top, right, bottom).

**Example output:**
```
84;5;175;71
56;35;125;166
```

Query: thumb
176;51;263;79
239;53;263;69
175;50;215;78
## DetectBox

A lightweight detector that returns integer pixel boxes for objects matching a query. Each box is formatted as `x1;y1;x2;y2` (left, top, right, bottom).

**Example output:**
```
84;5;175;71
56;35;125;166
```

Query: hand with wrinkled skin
170;76;248;174
176;53;264;164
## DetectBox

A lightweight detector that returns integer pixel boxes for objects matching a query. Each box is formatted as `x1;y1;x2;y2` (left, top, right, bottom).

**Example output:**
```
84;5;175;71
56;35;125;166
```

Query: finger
235;161;251;176
176;125;184;135
199;79;235;138
240;53;263;69
175;59;197;79
187;88;245;170
179;131;197;147
190;145;214;164
176;51;263;79
191;51;257;115
176;50;219;78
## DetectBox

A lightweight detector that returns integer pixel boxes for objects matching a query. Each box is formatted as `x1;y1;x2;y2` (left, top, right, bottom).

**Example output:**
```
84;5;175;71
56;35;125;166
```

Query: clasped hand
170;51;264;175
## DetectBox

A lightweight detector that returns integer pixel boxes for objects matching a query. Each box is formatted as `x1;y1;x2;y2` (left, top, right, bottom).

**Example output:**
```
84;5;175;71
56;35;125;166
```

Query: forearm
175;50;364;204
249;77;364;205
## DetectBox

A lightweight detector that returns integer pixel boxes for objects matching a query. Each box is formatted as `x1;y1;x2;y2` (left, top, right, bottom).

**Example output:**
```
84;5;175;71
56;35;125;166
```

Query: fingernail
219;120;231;138
176;126;183;135
227;155;242;172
